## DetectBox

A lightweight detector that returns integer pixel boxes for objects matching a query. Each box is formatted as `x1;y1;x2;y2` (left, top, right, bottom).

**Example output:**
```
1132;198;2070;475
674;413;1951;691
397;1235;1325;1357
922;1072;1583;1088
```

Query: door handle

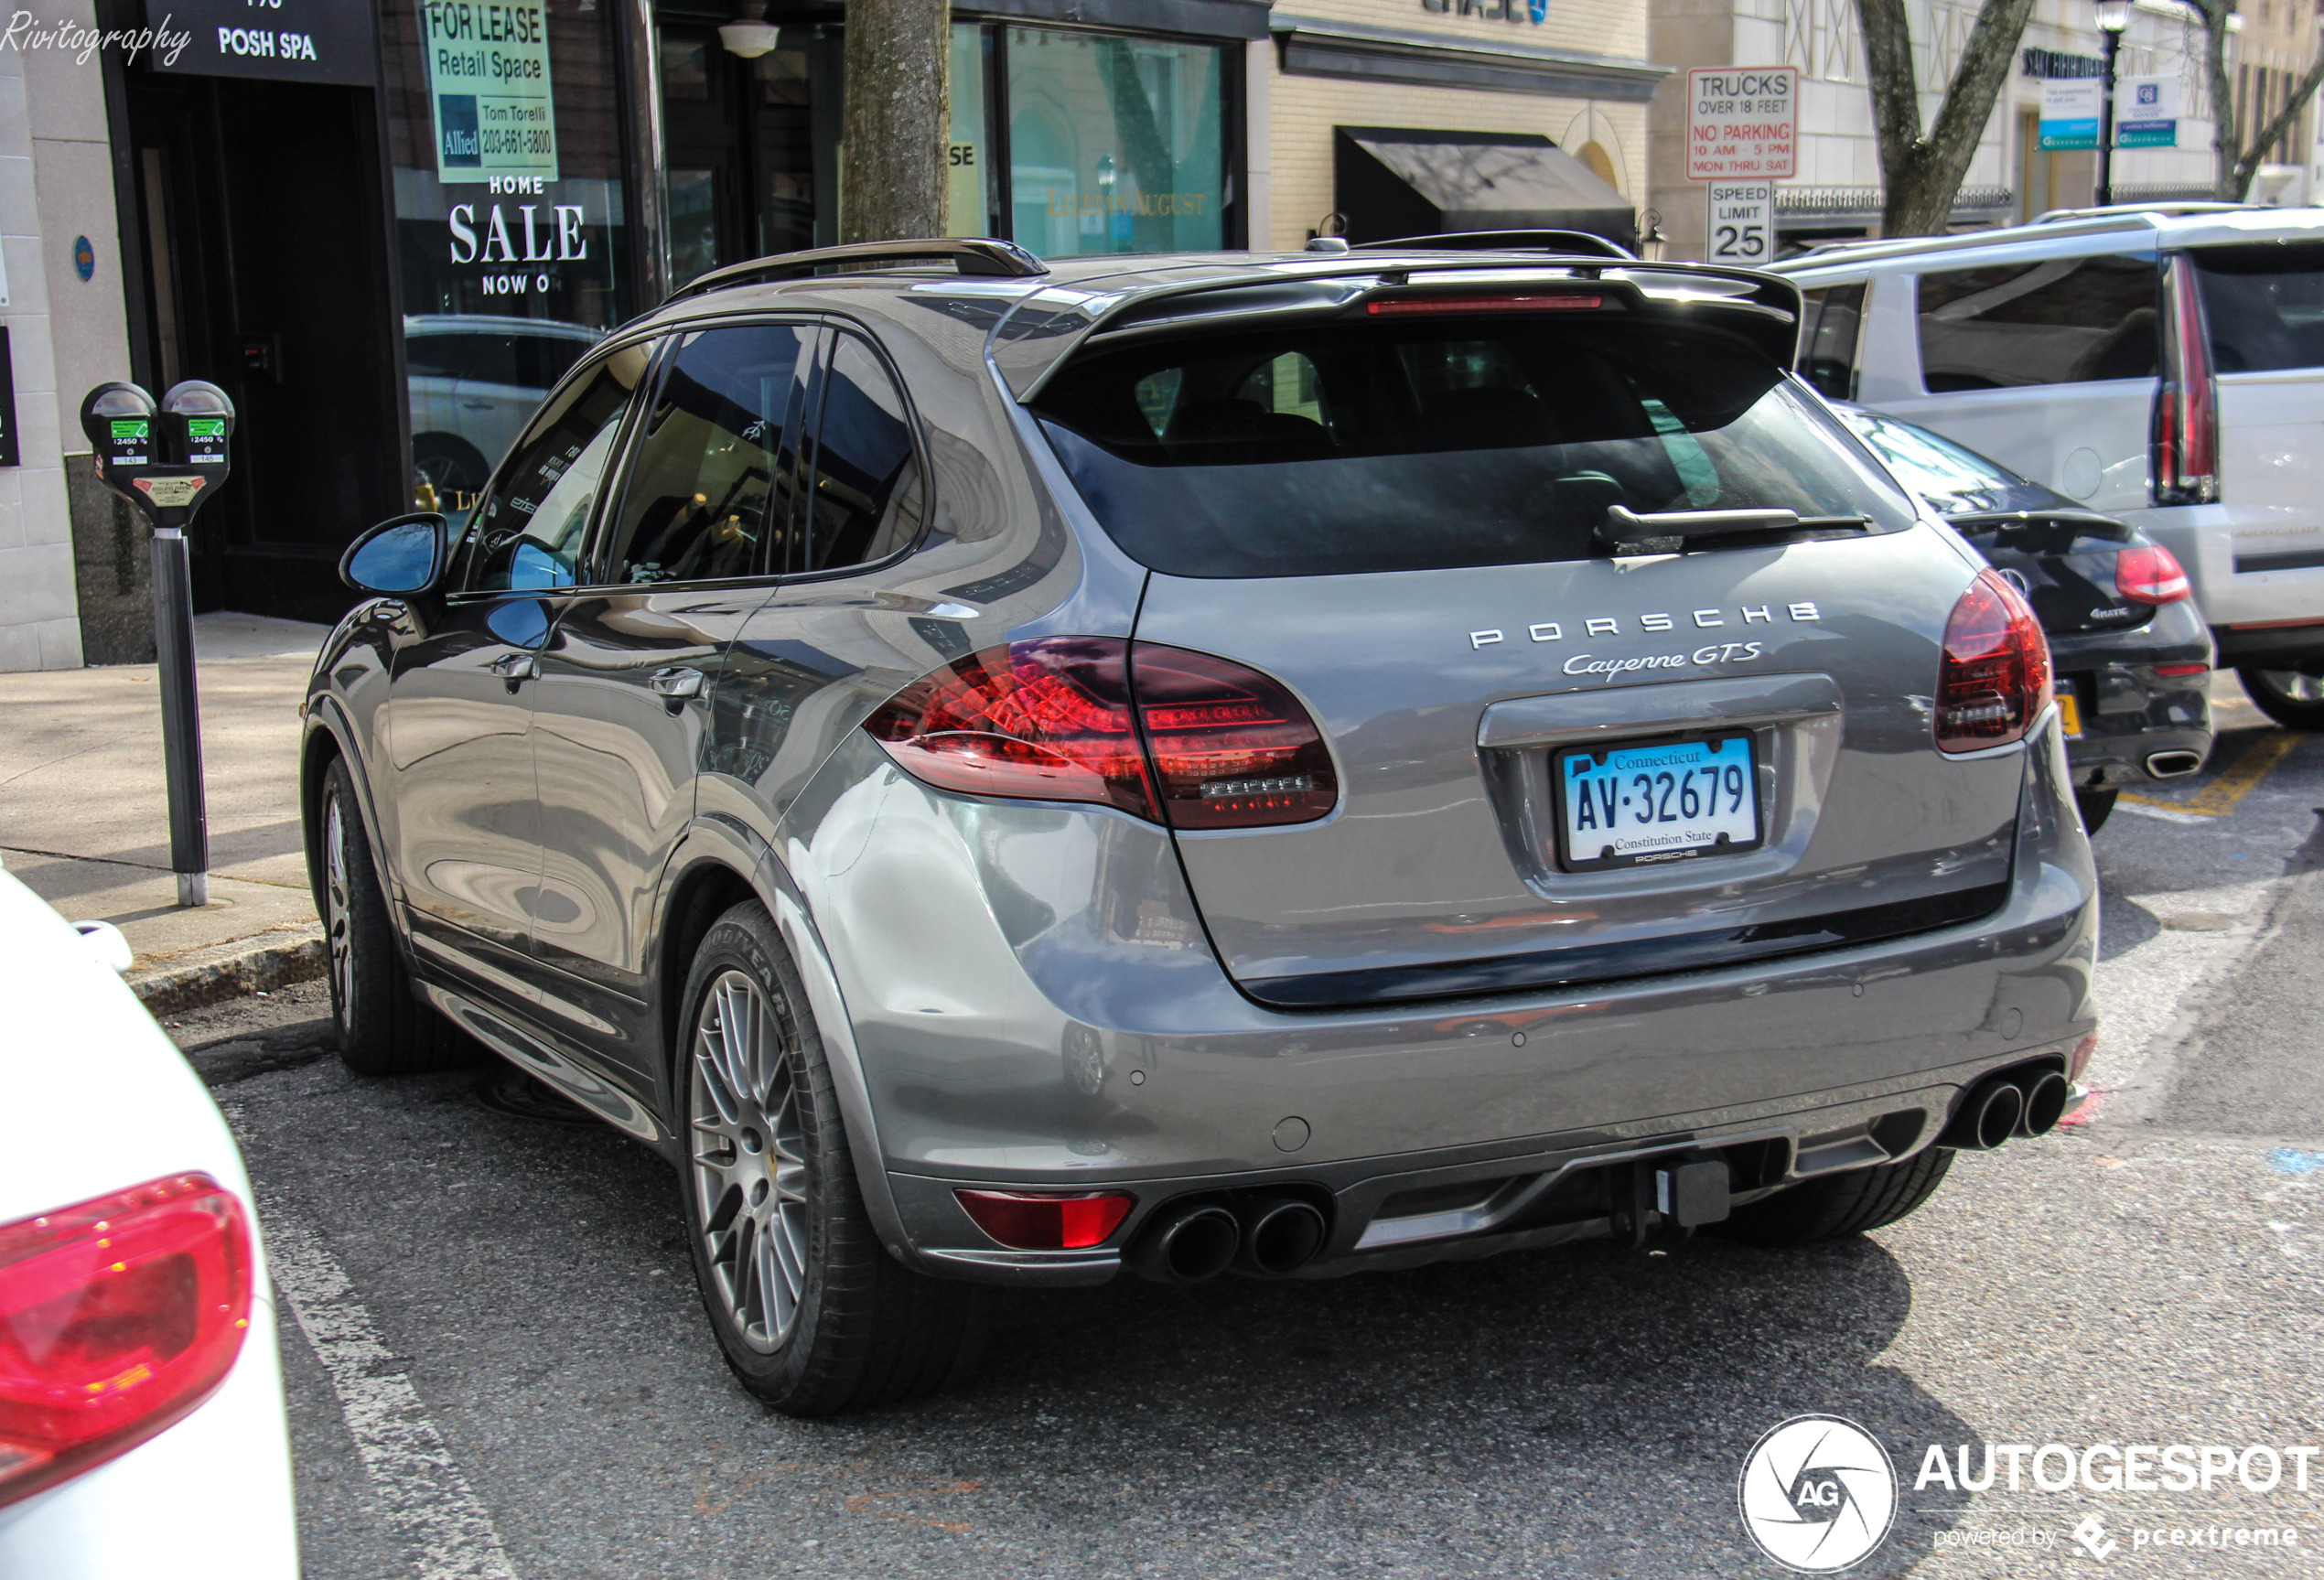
650;665;706;704
460;400;494;411
491;652;538;691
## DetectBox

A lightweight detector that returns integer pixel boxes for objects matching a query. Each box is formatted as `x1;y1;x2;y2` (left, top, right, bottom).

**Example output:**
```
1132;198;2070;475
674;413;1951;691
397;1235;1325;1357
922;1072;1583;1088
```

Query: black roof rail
1352;229;1636;261
663;237;1047;304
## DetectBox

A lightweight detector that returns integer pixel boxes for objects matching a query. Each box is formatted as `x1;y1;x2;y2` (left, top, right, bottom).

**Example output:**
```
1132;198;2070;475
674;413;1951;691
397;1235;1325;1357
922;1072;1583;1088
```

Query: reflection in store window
1006;27;1224;259
382;0;629;513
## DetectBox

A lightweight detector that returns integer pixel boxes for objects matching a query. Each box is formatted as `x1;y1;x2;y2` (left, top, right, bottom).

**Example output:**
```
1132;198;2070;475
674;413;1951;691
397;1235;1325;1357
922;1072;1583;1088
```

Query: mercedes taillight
866;638;1338;829
2152;252;2220;506
0;1174;253;1509
1936;569;2054;752
2114;543;2191;604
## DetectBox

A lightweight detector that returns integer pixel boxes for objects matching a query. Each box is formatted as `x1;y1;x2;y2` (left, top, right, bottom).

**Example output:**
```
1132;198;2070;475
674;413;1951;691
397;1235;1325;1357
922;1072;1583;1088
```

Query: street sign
1686;67;1798;182
2117;74;2180;148
2040;80;2103;149
1705;182;1775;265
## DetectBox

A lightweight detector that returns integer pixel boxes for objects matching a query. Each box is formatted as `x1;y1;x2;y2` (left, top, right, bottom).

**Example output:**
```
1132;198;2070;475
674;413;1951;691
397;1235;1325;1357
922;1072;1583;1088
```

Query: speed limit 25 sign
1706;181;1774;265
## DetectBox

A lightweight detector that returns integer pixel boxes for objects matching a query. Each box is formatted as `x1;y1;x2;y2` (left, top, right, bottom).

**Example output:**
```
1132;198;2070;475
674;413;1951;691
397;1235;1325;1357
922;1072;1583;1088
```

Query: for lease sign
1686;67;1798;181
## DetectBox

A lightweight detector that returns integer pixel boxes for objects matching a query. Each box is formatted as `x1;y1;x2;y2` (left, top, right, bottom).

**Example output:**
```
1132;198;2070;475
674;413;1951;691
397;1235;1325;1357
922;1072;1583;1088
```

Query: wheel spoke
688;965;810;1354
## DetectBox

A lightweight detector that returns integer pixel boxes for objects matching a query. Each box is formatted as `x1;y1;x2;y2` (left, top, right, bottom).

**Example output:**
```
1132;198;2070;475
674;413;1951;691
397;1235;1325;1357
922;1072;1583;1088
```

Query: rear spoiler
987;257;1802;402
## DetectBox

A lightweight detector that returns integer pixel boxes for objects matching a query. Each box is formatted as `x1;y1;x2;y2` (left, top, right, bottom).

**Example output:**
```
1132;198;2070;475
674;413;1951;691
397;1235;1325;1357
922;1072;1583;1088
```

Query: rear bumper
792;719;2096;1285
2050;607;2214;787
2125;501;2324;635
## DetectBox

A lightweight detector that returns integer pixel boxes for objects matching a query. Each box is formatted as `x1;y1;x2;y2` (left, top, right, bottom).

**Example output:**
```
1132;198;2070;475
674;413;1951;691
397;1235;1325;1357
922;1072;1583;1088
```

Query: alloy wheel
2254;670;2324;704
322;790;352;1015
690;969;810;1352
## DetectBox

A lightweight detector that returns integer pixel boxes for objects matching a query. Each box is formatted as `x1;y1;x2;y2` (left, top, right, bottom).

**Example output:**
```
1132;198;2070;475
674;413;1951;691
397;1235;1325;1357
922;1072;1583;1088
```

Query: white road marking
264;1207;521;1580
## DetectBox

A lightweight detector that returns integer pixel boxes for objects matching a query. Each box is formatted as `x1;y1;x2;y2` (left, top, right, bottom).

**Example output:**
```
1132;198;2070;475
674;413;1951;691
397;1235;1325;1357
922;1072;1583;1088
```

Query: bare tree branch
2200;0;2324;199
1856;0;2042;236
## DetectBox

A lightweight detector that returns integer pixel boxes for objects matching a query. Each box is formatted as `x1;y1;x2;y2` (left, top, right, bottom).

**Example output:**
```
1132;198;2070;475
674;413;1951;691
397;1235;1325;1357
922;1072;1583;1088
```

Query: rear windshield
2192;242;2324;372
1029;314;1916;578
1840;408;2067;516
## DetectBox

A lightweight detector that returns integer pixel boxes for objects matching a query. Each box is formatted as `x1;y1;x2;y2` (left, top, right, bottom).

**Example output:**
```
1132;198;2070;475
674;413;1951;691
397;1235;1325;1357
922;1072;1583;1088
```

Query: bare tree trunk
2200;0;2324;199
841;0;949;243
1857;0;2040;236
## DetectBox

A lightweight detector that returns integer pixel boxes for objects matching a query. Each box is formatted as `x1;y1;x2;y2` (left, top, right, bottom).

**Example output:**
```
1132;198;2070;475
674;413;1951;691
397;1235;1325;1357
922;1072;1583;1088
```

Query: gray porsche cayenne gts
304;237;2097;1415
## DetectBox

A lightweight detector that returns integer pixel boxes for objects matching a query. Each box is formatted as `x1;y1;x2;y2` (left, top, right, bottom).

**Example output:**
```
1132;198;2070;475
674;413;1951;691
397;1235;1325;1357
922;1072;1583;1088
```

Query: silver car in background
309;239;2097;1416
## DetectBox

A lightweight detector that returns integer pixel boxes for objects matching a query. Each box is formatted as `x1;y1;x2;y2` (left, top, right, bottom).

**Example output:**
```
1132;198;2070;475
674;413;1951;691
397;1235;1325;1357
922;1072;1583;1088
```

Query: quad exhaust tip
1125;1201;1241;1284
2015;1069;2071;1137
1941;1068;2072;1150
2146;750;2204;779
1235;1198;1328;1277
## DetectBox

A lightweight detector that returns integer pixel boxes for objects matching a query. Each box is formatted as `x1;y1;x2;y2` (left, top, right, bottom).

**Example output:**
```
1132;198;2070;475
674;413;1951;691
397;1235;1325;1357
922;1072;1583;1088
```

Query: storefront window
947;23;989;236
1005;27;1224;258
382;0;633;506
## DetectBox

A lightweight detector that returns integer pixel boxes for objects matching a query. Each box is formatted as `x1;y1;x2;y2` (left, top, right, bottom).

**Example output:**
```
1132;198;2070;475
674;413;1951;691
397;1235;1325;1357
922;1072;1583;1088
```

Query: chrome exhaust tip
1939;1079;2024;1151
2146;750;2204;779
2015;1070;2072;1137
1124;1201;1240;1284
1234;1198;1328;1276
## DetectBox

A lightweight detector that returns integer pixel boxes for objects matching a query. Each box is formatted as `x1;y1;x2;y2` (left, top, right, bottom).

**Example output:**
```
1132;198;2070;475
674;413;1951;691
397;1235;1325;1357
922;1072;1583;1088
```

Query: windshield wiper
1598;504;1869;556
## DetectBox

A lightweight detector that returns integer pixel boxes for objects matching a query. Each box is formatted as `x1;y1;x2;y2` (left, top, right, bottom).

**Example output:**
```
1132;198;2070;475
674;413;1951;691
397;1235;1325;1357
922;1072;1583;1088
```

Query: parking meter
80;380;239;907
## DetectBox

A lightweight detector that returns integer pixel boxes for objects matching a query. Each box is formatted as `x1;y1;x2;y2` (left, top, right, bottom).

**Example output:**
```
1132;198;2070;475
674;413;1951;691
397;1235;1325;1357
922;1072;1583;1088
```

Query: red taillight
866;639;1338;830
0;1175;253;1509
2114;543;2191;604
1936;568;2054;752
1367;295;1603;316
955;1189;1135;1251
2152;253;2220;506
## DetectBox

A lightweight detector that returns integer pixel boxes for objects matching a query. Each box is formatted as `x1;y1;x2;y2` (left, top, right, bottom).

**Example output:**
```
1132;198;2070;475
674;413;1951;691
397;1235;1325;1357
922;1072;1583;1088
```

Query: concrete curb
130;924;327;1016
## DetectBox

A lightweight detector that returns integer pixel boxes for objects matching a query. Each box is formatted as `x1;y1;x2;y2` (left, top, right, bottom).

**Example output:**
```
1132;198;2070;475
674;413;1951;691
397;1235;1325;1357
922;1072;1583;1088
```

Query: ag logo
1738;1414;1898;1572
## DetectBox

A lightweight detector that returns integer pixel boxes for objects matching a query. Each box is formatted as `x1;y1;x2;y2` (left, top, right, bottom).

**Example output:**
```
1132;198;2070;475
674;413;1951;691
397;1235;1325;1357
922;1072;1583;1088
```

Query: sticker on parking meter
184;415;228;464
133;476;208;509
108;417;150;466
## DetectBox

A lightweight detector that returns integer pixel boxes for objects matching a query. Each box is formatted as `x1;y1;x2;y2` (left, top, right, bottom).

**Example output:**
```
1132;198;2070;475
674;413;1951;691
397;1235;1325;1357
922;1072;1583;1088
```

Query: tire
1718;1146;1954;1248
2236;666;2324;732
2074;788;2117;834
317;758;474;1076
678;899;984;1416
411;433;490;498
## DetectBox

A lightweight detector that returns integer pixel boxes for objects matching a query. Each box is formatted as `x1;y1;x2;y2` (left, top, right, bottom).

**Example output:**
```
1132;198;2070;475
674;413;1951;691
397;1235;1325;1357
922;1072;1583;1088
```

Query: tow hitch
1609;1157;1733;1247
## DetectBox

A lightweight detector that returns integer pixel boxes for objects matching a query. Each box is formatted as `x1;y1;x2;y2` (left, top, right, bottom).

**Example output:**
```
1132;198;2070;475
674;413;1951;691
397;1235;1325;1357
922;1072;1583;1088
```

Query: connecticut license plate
1554;735;1762;871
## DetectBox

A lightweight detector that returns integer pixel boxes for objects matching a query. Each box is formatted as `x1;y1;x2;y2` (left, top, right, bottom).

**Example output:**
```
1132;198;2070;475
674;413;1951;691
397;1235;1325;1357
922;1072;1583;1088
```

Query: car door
375;340;651;1006
713;326;933;830
523;320;817;1068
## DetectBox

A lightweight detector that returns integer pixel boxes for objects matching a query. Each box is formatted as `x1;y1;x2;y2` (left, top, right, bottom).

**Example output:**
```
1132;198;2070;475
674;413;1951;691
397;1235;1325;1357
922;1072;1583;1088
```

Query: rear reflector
1936;568;2054;753
0;1174;253;1510
2152;662;2209;677
866;639;1338;829
955;1190;1135;1251
2114;543;2191;604
1368;295;1603;316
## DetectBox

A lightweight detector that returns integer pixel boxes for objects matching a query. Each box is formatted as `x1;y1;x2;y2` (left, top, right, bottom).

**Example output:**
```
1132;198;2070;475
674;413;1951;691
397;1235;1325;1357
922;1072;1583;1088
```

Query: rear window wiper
1598;504;1870;556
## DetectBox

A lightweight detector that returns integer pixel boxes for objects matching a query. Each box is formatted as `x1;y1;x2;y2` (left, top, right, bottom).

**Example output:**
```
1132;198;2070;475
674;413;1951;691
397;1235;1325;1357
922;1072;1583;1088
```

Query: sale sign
1686;67;1799;181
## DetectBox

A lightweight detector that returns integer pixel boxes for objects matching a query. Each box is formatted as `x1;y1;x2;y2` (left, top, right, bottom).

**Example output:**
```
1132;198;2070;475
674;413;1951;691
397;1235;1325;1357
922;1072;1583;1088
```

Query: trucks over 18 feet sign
1685;67;1798;181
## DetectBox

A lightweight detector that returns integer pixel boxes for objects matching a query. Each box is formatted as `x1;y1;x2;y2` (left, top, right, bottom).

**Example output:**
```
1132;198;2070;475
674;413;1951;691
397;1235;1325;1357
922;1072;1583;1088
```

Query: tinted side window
463;343;651;593
1916;255;2159;391
602;324;812;586
801;333;922;574
1798;282;1866;400
2192;242;2324;371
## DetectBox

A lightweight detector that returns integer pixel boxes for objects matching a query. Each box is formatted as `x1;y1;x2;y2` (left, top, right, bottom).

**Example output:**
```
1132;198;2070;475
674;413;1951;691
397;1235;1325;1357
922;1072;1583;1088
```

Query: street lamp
718;0;778;59
2096;0;2132;206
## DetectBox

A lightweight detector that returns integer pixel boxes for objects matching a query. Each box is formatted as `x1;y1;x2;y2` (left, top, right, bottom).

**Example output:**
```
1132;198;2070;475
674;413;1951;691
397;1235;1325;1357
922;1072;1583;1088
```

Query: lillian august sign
423;0;559;185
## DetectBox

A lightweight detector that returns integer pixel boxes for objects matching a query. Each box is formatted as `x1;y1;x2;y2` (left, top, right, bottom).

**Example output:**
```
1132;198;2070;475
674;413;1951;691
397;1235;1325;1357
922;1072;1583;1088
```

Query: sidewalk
1;613;329;1013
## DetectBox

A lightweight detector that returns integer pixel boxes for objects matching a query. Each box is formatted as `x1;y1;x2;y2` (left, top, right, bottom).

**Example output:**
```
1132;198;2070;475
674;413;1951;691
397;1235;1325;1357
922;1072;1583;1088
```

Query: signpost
2040;79;2104;149
1687;67;1795;263
80;381;238;908
2116;74;2180;147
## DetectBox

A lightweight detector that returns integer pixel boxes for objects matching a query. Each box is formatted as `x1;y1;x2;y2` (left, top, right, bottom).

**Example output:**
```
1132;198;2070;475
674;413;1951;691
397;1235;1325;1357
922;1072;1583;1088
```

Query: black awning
1334;127;1636;250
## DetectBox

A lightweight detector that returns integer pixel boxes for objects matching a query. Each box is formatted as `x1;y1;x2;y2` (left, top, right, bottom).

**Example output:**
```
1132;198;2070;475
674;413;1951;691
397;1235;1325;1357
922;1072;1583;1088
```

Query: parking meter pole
149;525;209;908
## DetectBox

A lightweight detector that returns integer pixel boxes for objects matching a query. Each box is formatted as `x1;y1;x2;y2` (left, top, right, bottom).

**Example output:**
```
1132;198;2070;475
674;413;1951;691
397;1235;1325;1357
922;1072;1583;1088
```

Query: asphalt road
167;684;2324;1579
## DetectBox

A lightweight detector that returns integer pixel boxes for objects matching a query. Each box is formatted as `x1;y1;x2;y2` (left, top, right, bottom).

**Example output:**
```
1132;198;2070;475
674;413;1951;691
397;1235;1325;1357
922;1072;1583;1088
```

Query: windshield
1030;314;1917;578
1838;409;2066;516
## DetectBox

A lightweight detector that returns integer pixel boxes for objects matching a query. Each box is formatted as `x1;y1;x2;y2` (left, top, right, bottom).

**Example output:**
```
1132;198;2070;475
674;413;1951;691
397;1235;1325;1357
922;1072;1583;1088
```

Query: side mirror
340;512;449;597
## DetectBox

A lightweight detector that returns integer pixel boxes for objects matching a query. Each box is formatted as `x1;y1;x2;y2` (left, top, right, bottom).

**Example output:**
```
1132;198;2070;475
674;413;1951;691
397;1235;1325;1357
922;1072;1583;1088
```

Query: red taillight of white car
1936;569;2055;752
865;638;1338;829
2114;543;2191;604
2152;252;2221;506
0;1174;253;1509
